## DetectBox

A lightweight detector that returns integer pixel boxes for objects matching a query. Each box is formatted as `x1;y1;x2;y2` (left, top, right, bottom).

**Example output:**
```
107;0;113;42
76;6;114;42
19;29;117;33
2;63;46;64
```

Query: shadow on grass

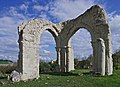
40;71;91;76
40;72;78;76
0;74;8;80
0;76;7;79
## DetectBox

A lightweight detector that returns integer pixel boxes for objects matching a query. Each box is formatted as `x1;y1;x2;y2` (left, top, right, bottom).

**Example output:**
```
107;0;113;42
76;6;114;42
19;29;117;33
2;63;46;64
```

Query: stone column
105;37;113;75
17;29;40;81
56;47;61;66
91;38;105;76
97;38;105;76
55;47;61;72
60;46;67;72
58;45;74;72
66;46;74;72
91;41;97;72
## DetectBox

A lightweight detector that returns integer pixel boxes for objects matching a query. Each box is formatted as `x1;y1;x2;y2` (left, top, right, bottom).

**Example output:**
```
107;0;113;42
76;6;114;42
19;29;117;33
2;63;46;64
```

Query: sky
0;0;120;62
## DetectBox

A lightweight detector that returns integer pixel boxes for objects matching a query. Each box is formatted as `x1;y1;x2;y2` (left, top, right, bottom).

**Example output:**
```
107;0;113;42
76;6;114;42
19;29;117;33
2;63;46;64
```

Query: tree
74;55;93;69
112;50;120;69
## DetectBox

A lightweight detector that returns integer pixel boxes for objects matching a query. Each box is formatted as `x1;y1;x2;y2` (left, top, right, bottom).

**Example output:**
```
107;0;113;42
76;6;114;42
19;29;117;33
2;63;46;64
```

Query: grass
0;60;12;64
0;69;120;87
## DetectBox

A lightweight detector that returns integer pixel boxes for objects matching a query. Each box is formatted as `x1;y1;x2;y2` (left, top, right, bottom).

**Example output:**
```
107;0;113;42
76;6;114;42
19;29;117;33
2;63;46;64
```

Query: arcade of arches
11;5;113;81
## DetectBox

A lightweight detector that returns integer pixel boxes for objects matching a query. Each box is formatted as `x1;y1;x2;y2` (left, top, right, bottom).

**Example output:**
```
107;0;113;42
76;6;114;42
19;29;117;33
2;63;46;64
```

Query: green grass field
0;60;12;64
1;69;120;87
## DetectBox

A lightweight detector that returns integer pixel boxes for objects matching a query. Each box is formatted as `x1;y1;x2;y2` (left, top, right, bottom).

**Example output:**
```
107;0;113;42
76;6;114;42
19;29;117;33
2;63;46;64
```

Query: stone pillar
105;37;113;75
20;42;39;80
16;29;40;81
55;47;61;72
91;41;97;72
56;47;61;66
60;46;67;72
66;45;74;71
57;45;74;72
91;38;105;76
97;38;105;76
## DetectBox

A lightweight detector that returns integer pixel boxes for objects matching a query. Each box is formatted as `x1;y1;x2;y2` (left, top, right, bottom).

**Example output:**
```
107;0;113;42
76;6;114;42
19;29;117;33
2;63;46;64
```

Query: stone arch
58;5;112;75
11;5;113;82
17;19;59;80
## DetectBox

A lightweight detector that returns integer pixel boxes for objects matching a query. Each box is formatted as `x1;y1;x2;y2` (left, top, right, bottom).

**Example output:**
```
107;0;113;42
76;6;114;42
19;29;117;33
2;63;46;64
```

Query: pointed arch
57;5;112;75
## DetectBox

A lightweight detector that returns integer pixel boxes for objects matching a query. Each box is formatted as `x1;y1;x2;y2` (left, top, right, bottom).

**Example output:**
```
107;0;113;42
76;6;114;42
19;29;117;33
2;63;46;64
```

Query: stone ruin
10;5;113;81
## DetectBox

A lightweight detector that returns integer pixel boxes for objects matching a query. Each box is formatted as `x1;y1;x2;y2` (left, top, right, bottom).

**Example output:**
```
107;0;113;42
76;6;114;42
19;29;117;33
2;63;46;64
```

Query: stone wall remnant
11;5;113;81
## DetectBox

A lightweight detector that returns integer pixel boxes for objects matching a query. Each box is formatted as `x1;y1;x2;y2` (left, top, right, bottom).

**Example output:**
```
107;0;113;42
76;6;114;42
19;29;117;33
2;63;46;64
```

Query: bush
0;63;17;74
39;62;59;73
114;64;120;70
39;62;51;73
112;50;120;68
49;62;59;72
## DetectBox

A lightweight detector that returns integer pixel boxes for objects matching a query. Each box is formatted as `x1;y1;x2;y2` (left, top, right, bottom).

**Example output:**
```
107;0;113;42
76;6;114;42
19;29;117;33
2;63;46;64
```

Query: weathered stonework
11;5;113;81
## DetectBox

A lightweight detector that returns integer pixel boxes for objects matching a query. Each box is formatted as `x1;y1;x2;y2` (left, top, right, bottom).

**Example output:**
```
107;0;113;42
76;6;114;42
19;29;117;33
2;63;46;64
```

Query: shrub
0;63;17;74
114;64;120;70
39;62;51;73
49;62;59;72
39;62;59;73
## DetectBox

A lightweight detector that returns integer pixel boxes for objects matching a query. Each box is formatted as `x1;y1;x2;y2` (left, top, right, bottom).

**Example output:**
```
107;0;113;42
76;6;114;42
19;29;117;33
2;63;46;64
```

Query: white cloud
0;6;28;62
40;31;55;44
32;4;50;20
48;0;95;21
39;31;56;60
1;0;120;62
33;5;49;11
71;29;92;58
33;5;44;11
38;13;49;20
0;0;96;61
43;50;50;54
109;15;120;32
9;7;27;20
20;4;28;11
108;14;120;52
31;0;95;22
0;17;17;29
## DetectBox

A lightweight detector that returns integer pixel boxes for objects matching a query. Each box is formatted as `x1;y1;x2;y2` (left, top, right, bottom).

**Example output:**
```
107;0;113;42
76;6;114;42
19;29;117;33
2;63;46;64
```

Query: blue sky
0;0;120;62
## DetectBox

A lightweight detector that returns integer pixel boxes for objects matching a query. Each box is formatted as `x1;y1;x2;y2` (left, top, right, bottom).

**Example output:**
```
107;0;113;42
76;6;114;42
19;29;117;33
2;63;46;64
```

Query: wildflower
67;80;69;82
45;82;48;85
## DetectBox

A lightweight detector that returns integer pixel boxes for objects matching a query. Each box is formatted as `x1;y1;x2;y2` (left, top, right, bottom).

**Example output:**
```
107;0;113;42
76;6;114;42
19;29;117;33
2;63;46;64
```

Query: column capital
56;46;71;49
55;47;61;52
